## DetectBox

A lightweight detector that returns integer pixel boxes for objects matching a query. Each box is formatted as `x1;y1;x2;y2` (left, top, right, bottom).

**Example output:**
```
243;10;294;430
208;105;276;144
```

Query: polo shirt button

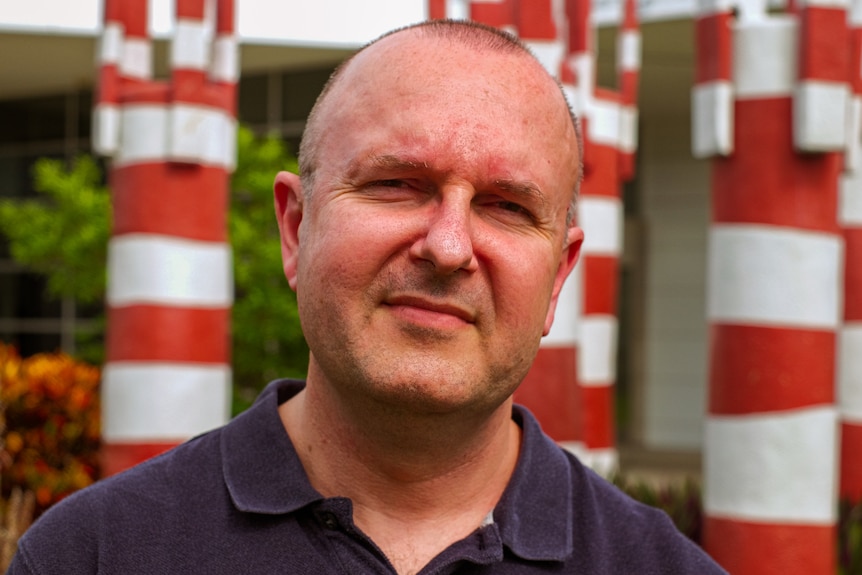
321;512;338;530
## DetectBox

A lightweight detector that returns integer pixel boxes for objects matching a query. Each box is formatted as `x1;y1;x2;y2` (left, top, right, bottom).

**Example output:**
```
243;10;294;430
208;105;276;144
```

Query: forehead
312;31;578;194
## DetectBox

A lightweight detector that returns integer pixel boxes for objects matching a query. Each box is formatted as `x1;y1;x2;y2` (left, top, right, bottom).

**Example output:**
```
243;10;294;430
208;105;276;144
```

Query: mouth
384;295;476;326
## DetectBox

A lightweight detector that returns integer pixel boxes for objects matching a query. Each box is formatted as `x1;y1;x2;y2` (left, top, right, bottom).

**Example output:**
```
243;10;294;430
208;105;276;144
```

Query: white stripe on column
840;171;862;225
733;17;797;99
588;97;622;148
707;224;842;328
107;234;233;307
567;53;594;116
579;315;618;385
579;448;618;477
98;22;123;64
845;96;862;174
210;35;239;83
839;324;862;423
169;104;236;168
543;264;582;346
171;19;211;71
619;106;638;154
102;362;231;441
92;104;120;156
444;0;471;19
524;40;565;77
618;30;641;71
794;81;849;151
115;104;168;166
704;406;838;523
692;81;733;157
580;196;623;256
119;37;152;80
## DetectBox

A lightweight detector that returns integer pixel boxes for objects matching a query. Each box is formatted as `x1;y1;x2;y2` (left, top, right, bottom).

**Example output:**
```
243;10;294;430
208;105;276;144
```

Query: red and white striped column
839;0;862;503
95;0;237;476
698;6;842;572
617;0;640;181
691;0;734;159
503;0;585;453
577;86;625;475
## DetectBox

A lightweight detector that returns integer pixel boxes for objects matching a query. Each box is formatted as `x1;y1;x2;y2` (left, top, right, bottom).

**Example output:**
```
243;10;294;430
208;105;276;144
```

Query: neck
279;368;522;568
281;376;520;513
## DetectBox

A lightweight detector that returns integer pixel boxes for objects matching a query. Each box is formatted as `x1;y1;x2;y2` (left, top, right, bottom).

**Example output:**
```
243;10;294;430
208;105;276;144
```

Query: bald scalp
297;19;583;226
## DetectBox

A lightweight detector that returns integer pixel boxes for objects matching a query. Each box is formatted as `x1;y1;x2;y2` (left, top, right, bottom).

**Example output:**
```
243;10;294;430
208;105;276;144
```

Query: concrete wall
639;111;711;450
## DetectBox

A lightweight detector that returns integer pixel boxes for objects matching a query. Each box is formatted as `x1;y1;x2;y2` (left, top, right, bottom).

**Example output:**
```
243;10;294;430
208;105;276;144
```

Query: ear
543;226;584;336
273;171;304;291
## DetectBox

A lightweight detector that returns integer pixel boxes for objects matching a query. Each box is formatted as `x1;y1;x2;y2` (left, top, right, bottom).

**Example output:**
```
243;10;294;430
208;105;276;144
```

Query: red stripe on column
428;0;447;19
709;324;835;415
798;7;850;82
516;347;580;442
695;13;732;84
170;73;233;111
111;164;228;241
851;29;862;94
471;0;516;28
107;306;230;363
565;0;591;54
517;0;556;39
97;66;120;105
102;442;179;477
176;0;205;19
704;516;836;575
123;0;149;37
581;384;614;448
583;143;621;197
121;81;170;105
217;0;235;32
840;422;862;501
104;0;122;22
619;70;639;107
845;229;862;320
712;98;841;232
582;256;619;315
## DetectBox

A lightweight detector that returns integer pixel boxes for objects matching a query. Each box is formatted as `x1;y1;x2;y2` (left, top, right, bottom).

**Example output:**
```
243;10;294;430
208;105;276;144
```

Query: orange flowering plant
0;344;100;516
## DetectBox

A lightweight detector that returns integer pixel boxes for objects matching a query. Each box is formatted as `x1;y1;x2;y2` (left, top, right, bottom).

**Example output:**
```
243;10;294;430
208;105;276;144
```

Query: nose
409;193;479;274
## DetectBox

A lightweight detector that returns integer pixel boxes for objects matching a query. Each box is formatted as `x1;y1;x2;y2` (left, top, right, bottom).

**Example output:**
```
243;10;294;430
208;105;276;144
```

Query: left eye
373;179;409;188
495;201;529;215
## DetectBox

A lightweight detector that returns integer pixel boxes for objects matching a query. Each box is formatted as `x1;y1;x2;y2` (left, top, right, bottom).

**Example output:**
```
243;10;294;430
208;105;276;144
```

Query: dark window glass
238;74;269;125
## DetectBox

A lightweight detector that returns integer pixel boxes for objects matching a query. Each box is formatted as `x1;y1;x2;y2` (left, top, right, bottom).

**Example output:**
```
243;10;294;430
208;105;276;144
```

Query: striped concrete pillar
578;86;624;476
95;0;236;476
839;0;862;503
698;7;842;572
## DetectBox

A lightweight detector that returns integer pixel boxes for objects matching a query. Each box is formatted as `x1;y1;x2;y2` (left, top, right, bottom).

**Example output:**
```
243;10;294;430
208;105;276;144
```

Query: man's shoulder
10;422;229;573
511;407;726;573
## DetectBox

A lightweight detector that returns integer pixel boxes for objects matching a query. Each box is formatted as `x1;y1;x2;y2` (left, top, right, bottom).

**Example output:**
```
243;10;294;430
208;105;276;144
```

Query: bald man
9;20;726;575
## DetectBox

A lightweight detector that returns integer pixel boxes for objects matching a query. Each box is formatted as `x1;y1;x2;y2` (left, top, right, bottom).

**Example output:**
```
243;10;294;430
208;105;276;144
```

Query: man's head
299;20;584;225
274;20;584;416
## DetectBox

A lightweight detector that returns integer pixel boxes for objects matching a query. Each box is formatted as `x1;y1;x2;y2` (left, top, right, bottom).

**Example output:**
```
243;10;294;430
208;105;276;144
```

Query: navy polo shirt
9;379;726;574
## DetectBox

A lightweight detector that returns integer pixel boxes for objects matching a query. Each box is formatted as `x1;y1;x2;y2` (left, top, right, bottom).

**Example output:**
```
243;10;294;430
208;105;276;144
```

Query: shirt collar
221;379;322;514
494;405;574;562
221;379;574;562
